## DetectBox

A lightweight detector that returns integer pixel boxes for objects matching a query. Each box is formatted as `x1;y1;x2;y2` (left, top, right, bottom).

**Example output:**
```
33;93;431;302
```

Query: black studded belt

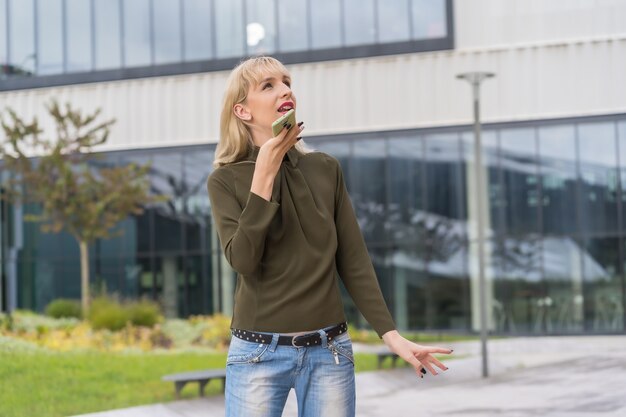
231;322;348;347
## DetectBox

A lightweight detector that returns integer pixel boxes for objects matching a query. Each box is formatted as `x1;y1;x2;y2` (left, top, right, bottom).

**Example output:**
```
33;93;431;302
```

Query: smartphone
272;108;296;137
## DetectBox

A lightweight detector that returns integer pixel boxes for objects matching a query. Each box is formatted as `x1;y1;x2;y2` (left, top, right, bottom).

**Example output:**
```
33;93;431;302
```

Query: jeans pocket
327;333;354;365
226;337;270;364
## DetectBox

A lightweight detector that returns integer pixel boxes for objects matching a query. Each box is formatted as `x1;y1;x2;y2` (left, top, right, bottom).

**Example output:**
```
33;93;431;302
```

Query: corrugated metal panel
291;37;626;133
0;37;624;153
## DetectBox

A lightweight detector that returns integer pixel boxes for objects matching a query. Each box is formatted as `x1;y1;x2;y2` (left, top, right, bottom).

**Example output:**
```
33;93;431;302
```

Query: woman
207;56;453;417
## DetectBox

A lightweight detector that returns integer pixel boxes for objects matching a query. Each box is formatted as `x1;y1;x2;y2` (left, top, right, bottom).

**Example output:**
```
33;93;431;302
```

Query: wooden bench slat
162;370;226;381
376;352;400;369
162;369;227;398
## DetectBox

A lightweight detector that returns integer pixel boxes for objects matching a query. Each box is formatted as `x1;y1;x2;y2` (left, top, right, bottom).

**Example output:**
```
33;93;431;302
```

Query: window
411;0;447;39
214;0;244;58
94;0;121;70
245;0;276;55
37;0;63;75
66;0;92;72
0;0;8;69
153;0;182;65
310;0;341;49
1;0;453;90
8;0;35;75
352;139;387;243
183;0;213;61
123;0;151;67
344;0;375;46
499;128;540;235
378;0;410;43
277;0;307;52
538;125;578;235
577;122;618;234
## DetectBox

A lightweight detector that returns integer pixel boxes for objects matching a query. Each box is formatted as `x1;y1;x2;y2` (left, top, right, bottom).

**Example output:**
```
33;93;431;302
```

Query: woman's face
234;69;297;142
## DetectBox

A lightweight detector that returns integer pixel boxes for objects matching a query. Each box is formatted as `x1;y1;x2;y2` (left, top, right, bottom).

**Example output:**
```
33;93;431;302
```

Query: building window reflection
245;0;276;55
1;0;452;85
344;0;376;46
538;125;578;235
351;139;387;243
0;0;6;69
411;0;447;39
618;121;626;233
214;0;244;58
123;0;152;67
499;128;540;235
37;0;63;75
183;0;214;61
377;0;411;43
66;0;92;73
310;0;342;49
276;0;308;52
8;0;35;75
583;237;623;332
153;0;182;65
10;115;624;335
577;122;618;234
93;0;121;70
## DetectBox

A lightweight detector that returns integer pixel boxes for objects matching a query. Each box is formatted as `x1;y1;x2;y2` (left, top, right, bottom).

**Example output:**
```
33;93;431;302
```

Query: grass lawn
0;345;459;417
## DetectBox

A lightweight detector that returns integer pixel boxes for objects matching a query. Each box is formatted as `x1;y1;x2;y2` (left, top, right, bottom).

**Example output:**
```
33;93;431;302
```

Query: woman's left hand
381;330;453;378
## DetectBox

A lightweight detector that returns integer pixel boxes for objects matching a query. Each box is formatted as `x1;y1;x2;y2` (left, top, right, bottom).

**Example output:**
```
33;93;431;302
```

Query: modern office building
0;0;625;335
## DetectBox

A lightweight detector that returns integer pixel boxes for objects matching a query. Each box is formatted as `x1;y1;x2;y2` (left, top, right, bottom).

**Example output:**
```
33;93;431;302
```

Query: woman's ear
233;104;252;122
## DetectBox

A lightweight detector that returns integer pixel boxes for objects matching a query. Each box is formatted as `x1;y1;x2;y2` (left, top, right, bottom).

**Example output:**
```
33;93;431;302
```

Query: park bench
162;369;226;399
377;351;400;369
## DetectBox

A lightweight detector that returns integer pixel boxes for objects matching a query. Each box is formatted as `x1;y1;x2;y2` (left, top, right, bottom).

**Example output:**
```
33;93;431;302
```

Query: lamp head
456;72;495;84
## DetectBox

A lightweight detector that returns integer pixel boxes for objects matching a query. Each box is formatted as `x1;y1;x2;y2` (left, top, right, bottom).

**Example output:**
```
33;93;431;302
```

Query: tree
0;99;167;315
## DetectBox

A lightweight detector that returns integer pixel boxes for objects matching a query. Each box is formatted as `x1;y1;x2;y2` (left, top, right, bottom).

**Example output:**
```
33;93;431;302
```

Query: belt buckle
291;335;305;348
291;332;319;348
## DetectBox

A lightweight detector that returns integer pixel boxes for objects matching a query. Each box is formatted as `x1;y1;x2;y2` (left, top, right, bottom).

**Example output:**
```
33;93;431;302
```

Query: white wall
1;0;625;153
455;0;626;49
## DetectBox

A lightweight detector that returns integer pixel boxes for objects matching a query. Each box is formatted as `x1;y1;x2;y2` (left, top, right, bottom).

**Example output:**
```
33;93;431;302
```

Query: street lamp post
456;71;495;378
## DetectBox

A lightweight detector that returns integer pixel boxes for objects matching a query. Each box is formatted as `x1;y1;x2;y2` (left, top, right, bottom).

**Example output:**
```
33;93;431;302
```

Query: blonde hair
213;56;315;169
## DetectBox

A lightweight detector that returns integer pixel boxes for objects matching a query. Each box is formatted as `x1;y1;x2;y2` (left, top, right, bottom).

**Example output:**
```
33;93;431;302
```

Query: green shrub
126;299;161;328
45;299;82;319
88;297;129;331
90;305;129;331
87;296;162;331
87;296;116;316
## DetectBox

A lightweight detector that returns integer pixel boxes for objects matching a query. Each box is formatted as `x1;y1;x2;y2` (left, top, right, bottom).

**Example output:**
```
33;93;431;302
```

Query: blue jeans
225;323;356;417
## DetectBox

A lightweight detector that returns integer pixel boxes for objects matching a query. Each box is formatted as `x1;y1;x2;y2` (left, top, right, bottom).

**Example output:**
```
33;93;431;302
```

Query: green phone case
271;108;296;137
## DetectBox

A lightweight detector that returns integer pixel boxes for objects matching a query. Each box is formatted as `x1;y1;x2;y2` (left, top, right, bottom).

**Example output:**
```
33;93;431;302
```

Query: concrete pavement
71;335;626;417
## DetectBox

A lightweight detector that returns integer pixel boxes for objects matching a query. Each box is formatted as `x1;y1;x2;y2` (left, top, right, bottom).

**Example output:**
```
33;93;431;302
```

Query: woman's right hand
250;121;304;201
256;121;304;174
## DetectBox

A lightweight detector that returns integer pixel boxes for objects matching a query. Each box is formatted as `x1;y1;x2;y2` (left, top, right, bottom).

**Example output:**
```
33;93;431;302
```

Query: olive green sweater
207;145;396;338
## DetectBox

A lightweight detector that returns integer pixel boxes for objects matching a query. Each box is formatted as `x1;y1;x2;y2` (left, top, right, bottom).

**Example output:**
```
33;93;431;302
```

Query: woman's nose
280;84;292;97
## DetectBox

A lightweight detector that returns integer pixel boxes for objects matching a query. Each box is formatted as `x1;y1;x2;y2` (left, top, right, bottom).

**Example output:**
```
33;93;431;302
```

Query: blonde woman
207;56;453;417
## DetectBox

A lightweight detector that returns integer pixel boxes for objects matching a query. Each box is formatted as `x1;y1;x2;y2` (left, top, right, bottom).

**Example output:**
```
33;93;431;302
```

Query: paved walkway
71;335;626;417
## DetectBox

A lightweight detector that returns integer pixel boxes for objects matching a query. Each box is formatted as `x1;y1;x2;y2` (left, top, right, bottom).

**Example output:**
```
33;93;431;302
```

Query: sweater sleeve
332;157;397;339
207;167;280;276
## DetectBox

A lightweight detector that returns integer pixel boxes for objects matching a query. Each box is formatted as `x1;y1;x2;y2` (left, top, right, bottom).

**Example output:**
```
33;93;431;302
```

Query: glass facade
66;0;92;73
4;114;625;335
7;0;35;75
276;0;308;52
93;0;121;70
13;147;216;318
123;0;152;68
0;0;451;85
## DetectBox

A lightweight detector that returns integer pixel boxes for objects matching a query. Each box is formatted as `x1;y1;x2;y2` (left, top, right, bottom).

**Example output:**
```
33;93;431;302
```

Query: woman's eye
263;83;272;89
